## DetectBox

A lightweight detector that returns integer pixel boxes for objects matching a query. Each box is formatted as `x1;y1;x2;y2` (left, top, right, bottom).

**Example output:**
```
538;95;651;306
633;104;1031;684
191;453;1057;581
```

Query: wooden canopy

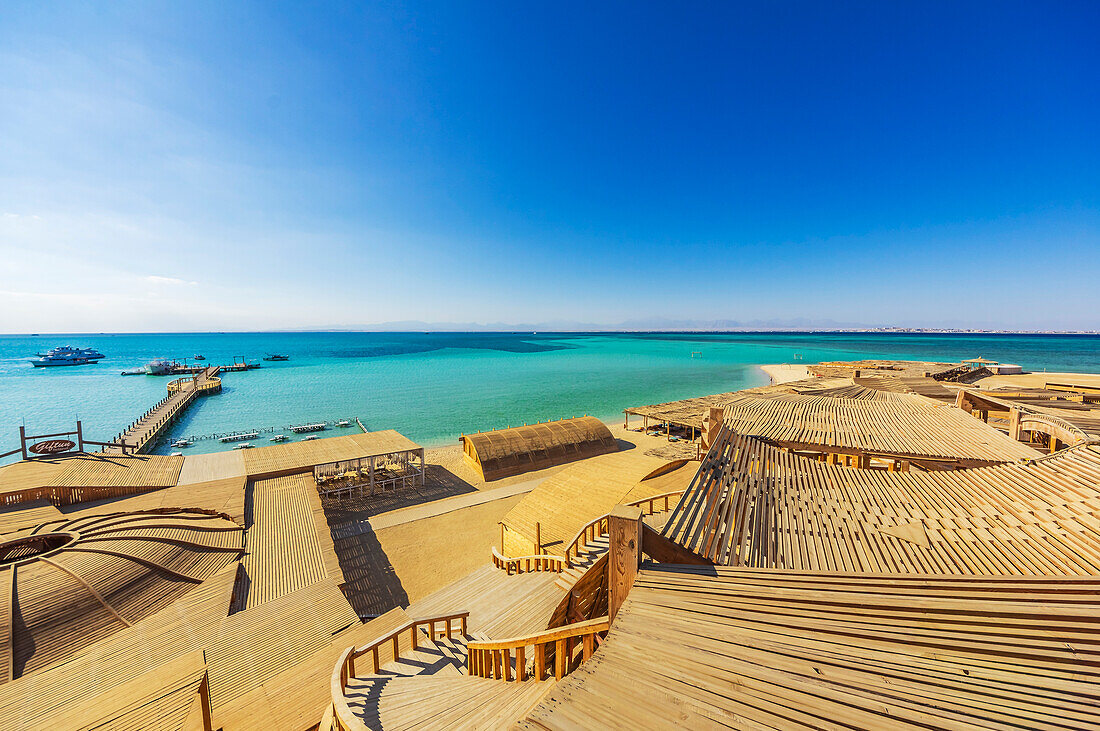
460;416;618;482
719;390;1039;466
663;429;1100;573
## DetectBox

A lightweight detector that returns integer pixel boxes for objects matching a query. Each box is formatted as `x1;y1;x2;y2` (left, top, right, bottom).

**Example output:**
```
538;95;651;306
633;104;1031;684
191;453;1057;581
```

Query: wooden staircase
554;535;608;591
329;625;553;730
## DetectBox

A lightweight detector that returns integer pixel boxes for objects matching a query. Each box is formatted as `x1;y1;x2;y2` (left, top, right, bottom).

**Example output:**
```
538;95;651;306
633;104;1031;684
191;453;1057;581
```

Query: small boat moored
263;354;289;361
171;438;192;448
233;443;254;450
269;434;288;442
335;420;351;428
194;354;206;361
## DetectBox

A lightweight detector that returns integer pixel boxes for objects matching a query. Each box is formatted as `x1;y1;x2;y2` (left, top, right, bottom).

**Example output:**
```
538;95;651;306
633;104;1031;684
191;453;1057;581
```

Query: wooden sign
29;439;75;455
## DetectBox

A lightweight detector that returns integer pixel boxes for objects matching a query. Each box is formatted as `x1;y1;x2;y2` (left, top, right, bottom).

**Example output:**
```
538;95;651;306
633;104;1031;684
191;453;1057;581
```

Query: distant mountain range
297;318;1097;334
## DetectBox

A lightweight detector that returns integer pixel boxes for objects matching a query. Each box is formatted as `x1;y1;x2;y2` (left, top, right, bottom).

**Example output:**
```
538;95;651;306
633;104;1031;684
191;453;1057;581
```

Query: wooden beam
641;524;712;565
608;504;642;623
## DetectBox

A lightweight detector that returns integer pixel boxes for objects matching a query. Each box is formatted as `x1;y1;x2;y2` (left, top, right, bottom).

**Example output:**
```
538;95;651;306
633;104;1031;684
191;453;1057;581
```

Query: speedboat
171;438;192;448
335;420;351;428
233;442;254;450
304;435;319;441
145;359;174;376
194;354;206;361
170;451;183;457
269;434;288;442
262;354;289;361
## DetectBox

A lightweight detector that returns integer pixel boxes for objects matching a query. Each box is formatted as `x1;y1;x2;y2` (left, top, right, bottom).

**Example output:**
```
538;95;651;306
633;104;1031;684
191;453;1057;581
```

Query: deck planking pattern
520;565;1100;729
241;431;422;479
241;475;331;609
0;452;184;506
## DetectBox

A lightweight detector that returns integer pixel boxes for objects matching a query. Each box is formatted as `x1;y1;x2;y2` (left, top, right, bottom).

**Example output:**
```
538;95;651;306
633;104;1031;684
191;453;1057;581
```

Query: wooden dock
110;366;223;454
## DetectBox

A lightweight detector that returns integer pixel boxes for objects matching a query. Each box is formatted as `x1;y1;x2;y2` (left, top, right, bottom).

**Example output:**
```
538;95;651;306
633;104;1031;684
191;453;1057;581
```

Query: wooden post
19;426;28;460
535;522;541;555
608;504;643;623
500;523;505;555
1008;408;1022;440
75;420;85;453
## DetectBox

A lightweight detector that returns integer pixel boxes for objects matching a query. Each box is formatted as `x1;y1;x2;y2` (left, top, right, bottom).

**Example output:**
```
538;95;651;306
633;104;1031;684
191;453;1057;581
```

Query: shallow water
2;331;1098;463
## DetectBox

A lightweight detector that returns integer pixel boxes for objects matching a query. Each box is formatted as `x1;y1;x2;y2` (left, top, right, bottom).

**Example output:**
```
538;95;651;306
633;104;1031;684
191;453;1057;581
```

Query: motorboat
269;434;288;442
263;354;289;361
171;438;192;448
233;443;254;450
170;451;183;457
304;435;319;441
194;354;206;361
120;366;146;376
335;420;351;428
144;359;174;376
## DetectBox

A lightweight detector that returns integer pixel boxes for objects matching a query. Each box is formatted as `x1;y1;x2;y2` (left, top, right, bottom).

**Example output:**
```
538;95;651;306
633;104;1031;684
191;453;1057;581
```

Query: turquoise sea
2;332;1100;464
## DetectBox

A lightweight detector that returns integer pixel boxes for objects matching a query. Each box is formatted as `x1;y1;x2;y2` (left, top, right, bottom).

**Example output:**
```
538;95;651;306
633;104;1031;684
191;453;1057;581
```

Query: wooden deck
0;452;183;507
519;564;1100;729
239;475;338;610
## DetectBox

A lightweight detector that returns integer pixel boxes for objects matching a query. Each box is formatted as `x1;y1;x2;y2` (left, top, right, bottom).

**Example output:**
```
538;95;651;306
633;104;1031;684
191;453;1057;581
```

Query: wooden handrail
562;490;685;568
467;616;609;682
330;611;469;731
491;546;565;574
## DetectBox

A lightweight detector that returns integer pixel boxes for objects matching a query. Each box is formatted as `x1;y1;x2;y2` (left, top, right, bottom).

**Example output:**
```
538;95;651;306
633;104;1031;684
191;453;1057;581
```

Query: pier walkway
109;365;223;454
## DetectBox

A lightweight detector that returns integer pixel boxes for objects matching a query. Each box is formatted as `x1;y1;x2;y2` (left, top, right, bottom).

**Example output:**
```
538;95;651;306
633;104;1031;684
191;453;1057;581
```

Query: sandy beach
759;363;811;385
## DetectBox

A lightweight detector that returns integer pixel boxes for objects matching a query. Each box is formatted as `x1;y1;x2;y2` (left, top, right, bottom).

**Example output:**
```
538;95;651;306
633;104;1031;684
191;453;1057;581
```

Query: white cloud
144;275;198;286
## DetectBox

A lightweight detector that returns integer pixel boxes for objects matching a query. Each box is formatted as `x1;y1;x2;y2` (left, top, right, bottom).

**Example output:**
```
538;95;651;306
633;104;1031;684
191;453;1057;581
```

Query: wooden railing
467;616;609;682
491;546;565;574
562;490;686;568
330;611;469;731
626;489;685;515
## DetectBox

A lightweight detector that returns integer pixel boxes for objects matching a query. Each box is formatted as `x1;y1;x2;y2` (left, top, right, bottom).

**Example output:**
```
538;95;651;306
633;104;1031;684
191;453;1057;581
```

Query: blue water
2;332;1099;463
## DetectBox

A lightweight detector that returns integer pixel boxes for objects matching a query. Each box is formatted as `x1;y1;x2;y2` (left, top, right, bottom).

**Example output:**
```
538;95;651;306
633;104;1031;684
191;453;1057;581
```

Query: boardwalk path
109;366;222;454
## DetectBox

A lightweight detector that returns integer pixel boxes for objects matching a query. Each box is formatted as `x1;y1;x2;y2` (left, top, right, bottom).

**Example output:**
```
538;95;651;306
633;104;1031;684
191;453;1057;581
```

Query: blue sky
1;1;1097;332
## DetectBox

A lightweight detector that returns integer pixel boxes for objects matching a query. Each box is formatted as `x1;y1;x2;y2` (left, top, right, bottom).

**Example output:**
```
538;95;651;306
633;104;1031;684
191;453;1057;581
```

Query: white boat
144;358;174;376
220;432;259;443
35;345;106;361
335;420;351;428
304;435;319;441
269;434;287;442
170;451;183;457
233;443;254;450
171;438;192;448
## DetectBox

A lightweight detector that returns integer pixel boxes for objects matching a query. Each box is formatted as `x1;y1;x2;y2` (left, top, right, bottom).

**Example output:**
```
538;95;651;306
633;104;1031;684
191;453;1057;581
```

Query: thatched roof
460;416;618;482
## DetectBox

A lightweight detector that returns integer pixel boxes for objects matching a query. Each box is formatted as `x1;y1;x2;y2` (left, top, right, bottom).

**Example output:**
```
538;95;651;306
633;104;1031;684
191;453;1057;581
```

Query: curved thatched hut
460;416;619;482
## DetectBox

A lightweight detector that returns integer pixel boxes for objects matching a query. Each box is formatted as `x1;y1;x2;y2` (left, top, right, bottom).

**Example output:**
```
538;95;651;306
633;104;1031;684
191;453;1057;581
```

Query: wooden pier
109;366;223;454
